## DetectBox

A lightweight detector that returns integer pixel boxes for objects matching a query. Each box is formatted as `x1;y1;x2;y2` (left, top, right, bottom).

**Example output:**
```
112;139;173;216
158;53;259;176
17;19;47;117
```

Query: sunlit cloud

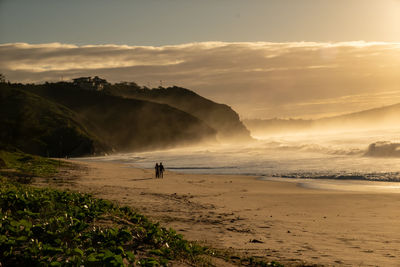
1;41;399;118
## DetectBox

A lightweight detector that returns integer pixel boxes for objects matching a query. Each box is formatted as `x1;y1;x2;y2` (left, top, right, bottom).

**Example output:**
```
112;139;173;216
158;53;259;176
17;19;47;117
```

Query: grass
0;150;60;182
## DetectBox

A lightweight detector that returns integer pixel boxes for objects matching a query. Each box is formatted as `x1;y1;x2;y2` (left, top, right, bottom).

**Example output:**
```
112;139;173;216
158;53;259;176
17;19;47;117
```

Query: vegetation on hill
106;84;252;141
25;82;217;153
1;81;218;156
0;84;108;157
1;77;254;156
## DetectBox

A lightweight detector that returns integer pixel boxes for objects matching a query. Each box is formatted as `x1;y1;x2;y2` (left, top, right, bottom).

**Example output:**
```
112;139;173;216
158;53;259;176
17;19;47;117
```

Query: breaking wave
365;141;400;158
78;128;400;183
260;141;364;156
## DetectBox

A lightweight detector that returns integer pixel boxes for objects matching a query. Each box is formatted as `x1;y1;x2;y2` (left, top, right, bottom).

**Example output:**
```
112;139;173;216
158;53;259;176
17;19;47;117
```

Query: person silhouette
159;162;165;178
155;163;159;178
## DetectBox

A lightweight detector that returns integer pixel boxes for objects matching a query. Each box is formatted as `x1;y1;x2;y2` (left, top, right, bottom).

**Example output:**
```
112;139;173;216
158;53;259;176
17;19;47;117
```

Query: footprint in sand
302;245;315;251
363;250;374;253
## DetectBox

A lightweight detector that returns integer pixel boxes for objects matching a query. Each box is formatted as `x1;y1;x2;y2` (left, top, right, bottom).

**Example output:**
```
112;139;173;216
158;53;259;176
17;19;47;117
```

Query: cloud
1;41;399;118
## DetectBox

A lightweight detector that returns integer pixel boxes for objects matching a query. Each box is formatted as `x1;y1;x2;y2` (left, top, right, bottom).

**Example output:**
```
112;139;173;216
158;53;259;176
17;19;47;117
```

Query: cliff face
107;85;252;141
24;83;216;153
0;84;108;157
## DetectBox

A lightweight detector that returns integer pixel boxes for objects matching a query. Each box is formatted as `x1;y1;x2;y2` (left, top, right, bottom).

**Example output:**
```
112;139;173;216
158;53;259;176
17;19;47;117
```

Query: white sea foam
77;128;400;183
364;141;400;157
262;177;400;193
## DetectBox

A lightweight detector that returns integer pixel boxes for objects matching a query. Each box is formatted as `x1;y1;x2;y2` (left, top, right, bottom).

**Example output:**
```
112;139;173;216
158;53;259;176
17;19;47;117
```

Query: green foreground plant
0;178;210;266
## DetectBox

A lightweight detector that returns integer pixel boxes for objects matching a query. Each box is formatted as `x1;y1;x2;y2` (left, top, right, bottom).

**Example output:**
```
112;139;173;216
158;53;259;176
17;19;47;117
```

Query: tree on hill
0;74;6;83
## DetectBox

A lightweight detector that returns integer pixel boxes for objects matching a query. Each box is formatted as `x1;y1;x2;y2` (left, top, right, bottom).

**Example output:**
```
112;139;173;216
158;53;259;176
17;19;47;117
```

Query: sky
1;0;400;119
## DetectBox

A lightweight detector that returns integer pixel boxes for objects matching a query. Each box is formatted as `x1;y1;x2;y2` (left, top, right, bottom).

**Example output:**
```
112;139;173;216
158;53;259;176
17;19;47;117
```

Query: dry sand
37;160;400;266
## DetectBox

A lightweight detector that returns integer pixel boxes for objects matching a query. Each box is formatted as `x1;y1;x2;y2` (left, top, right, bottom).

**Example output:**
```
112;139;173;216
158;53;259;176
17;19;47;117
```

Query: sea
78;128;400;192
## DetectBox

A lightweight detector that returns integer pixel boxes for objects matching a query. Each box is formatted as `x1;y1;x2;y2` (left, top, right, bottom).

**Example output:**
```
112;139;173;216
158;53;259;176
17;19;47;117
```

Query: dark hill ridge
0;84;108;156
106;84;252;141
24;82;216;153
317;103;400;127
244;103;400;135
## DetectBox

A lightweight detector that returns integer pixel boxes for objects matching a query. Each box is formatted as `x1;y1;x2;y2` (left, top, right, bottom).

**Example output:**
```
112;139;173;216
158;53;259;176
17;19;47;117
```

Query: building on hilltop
72;76;110;91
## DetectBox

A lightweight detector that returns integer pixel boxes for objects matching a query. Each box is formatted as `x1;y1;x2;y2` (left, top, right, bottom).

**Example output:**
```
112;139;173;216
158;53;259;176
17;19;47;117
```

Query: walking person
155;163;159;178
159;162;165;178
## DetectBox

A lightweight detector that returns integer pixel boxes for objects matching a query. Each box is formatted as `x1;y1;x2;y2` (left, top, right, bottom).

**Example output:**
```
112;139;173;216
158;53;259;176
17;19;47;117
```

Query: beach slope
37;160;400;266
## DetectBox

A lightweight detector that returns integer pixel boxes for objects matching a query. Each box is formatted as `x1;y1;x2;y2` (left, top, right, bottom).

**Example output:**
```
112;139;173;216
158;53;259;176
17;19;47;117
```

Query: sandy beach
36;160;400;266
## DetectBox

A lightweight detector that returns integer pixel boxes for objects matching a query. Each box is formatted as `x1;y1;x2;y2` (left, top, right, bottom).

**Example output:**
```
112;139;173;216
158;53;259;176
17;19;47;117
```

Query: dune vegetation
0;178;209;266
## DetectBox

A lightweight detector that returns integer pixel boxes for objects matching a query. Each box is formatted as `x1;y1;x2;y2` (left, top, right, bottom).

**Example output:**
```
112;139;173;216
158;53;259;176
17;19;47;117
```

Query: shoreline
260;177;400;193
72;155;400;185
37;159;400;266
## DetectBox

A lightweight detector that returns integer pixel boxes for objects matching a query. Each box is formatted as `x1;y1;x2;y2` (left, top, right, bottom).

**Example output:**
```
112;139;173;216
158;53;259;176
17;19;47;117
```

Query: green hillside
107;84;252;141
0;84;108;157
24;82;216;152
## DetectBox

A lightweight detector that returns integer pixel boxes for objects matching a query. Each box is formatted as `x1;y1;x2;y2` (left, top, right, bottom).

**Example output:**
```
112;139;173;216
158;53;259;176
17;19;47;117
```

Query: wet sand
38;160;400;266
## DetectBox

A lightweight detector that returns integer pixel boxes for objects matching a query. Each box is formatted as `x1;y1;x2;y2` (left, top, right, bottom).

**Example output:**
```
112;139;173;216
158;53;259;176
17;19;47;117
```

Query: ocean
78;127;400;190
